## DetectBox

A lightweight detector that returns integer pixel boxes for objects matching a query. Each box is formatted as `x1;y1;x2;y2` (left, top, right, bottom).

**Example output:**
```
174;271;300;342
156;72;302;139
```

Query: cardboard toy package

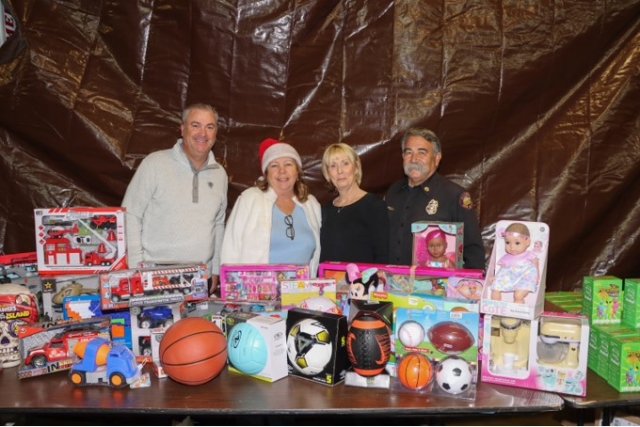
219;264;310;302
480;220;549;321
33;207;127;275
481;312;589;397
318;261;483;317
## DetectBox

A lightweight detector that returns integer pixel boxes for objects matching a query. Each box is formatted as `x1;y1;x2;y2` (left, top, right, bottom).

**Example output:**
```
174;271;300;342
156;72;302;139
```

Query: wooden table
561;369;640;426
0;365;563;424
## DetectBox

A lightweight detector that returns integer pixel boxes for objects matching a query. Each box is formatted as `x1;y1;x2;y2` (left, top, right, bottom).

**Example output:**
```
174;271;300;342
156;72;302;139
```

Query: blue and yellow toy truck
68;337;140;388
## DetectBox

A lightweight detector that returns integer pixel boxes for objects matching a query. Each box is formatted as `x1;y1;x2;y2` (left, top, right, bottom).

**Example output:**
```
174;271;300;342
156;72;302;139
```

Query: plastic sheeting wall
1;0;639;291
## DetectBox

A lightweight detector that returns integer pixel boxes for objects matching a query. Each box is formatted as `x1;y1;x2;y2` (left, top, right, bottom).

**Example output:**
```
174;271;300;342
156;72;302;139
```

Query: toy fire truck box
285;307;349;386
33;207;127;275
622;278;640;329
129;302;182;358
225;311;288;382
0;284;40;368
220;264;310;302
17;316;111;379
582;275;624;325
41;273;100;321
149;326;167;378
392;307;479;377
481;220;550;321
411;221;464;268
99;263;209;311
318;261;484;317
481;312;589;397
608;333;640;392
446;276;485;303
61;293;132;349
0;252;43;315
280;278;337;310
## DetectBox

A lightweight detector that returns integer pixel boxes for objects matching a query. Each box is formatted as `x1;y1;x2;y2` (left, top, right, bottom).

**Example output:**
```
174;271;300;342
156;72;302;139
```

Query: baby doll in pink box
490;222;539;304
422;229;455;268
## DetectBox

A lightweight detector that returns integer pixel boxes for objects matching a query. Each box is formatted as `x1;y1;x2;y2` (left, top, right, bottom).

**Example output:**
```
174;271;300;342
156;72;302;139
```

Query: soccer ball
435;356;473;395
298;296;342;315
286;318;333;376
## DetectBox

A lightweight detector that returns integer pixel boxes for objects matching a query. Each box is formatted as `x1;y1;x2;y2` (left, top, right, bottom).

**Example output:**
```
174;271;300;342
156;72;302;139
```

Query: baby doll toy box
481;312;589;396
411;221;464;268
33;207;127;275
480;220;550;321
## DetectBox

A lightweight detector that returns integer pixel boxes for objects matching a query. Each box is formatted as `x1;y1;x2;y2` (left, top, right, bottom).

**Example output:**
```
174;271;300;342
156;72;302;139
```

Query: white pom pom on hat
259;138;302;173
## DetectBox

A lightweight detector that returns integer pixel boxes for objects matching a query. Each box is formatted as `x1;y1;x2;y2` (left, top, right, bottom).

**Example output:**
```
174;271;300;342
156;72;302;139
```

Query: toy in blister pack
391;352;477;400
220;264;309;302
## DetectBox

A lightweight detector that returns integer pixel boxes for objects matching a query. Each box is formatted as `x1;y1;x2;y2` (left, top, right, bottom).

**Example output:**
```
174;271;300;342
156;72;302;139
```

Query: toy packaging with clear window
220;264;310;302
34;207;127;275
481;311;589;396
481;220;549;320
411;221;464;268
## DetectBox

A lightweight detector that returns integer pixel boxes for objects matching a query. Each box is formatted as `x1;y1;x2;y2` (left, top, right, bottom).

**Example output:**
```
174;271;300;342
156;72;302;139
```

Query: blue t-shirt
270;205;315;265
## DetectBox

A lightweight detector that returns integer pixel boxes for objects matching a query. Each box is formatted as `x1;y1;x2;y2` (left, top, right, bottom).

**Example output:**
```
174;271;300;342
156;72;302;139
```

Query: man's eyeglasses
284;215;295;240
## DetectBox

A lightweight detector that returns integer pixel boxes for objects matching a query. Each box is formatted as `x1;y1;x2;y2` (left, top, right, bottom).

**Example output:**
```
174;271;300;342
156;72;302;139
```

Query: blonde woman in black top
319;143;389;264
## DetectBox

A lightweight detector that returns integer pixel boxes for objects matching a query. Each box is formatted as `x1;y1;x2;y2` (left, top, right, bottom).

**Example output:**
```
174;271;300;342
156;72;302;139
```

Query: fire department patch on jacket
460;192;473;209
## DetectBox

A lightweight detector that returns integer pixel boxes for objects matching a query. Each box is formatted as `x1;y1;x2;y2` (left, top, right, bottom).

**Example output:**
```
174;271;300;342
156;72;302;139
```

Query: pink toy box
318;261;484;317
219;264;310;302
411;221;463;268
481;311;589;397
34;207;127;275
480;220;549;321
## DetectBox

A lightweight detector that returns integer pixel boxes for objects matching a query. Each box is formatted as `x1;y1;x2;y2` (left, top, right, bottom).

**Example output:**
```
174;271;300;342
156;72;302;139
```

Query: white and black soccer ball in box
285;307;350;386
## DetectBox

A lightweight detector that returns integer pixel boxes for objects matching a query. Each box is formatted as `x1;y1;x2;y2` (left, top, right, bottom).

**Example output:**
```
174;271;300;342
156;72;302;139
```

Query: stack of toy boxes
545;291;583;314
98;263;209;357
480;221;589;397
587;277;640;392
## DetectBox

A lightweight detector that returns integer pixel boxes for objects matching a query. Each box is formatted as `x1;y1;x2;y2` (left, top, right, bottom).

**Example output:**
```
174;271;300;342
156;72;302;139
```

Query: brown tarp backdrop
1;0;639;291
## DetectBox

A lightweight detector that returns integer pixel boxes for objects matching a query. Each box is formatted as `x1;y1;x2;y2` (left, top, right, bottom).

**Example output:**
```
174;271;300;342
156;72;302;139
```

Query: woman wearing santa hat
221;138;322;276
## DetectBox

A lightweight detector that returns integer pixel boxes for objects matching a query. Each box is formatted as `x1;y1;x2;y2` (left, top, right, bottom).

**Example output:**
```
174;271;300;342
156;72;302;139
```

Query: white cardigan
220;186;322;277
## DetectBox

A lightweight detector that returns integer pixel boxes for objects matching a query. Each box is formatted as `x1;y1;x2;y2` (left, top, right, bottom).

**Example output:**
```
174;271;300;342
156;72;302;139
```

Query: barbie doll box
481;312;589;396
480;220;550;321
411;221;464;268
219;264;310;302
33;207;127;275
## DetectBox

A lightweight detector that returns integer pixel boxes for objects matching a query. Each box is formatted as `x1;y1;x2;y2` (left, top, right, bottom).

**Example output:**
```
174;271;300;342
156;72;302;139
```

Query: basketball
346;312;391;377
397;352;433;390
159;317;228;386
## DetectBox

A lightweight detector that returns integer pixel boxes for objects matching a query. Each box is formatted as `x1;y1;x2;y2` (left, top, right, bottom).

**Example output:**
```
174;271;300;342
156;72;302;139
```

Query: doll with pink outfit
490;222;539;304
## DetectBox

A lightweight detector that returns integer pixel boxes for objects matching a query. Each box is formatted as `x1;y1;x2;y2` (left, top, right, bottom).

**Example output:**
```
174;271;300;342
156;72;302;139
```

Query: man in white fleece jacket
122;103;228;293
